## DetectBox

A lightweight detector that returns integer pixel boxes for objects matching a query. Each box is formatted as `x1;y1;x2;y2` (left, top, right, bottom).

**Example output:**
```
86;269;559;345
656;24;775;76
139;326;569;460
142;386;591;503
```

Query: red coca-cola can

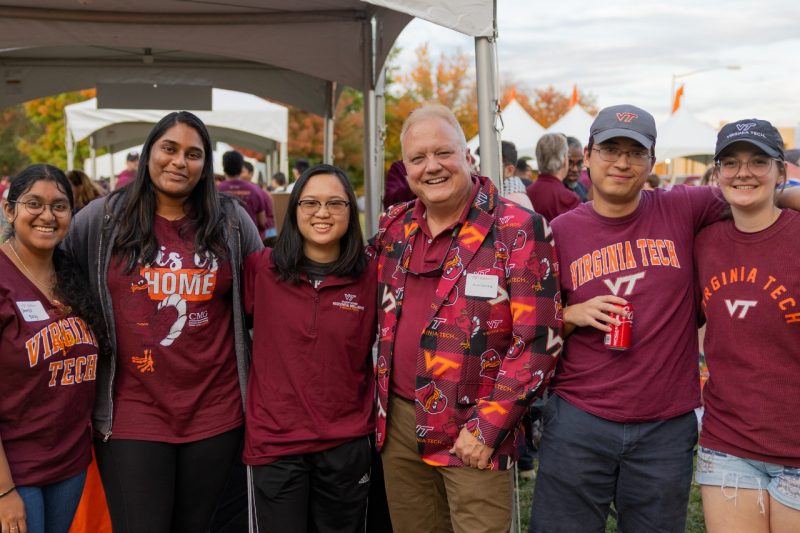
605;303;633;350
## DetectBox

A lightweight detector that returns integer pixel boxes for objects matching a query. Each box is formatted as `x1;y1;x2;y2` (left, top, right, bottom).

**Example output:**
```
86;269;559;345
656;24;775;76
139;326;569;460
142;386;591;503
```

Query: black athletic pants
94;426;243;533
250;436;371;533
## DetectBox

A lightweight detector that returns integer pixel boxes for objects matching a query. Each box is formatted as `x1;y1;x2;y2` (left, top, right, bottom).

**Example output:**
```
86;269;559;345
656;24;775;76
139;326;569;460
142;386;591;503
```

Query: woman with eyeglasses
0;165;105;533
63;112;263;532
694;119;800;532
243;164;376;532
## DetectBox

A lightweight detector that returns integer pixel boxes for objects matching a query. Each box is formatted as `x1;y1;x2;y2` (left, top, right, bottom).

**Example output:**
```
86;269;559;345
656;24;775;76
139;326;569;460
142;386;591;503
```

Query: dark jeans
250;436;371;533
94;426;243;533
17;472;87;533
529;395;697;533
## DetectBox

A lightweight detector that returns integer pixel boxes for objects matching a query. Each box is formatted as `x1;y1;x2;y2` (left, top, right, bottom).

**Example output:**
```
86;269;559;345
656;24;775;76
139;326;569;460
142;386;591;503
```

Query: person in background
67;170;104;212
382;160;415;211
525;133;580;221
64;111;263;533
270;172;288;193
500;141;535;210
115;152;139;190
515;159;534;187
695;119;800;533
643;173;662;190
783;148;800;188
218;150;269;236
241;160;276;238
244;164;376;532
0;165;104;533
287;159;310;192
564;137;590;202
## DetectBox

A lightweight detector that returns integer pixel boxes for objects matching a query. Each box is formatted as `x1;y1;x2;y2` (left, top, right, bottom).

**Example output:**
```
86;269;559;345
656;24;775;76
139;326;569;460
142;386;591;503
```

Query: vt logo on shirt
725;299;758;319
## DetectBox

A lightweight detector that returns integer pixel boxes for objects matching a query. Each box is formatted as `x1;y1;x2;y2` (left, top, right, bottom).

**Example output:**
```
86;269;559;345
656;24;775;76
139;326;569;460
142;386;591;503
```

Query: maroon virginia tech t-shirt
0;252;99;485
108;216;242;442
696;211;800;466
550;186;725;422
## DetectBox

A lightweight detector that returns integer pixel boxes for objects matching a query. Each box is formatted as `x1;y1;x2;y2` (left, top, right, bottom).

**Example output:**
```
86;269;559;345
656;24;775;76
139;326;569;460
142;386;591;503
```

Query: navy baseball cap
590;104;657;150
714;119;784;160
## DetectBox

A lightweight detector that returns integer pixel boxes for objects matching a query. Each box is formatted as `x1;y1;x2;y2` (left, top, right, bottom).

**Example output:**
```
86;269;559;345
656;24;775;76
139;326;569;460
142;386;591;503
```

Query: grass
517;461;707;532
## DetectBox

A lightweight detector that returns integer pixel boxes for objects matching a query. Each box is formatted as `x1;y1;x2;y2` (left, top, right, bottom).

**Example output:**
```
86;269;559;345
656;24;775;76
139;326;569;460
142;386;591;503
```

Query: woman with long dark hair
64;111;263;532
695;119;800;532
243;164;376;532
0;165;104;533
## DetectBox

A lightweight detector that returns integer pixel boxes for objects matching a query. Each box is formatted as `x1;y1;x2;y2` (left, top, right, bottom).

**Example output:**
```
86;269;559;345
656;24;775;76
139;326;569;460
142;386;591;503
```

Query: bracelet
0;485;15;498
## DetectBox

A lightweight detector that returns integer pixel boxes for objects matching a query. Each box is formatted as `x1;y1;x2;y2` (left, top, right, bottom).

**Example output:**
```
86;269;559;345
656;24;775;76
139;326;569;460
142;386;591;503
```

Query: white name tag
16;300;50;322
465;273;498;298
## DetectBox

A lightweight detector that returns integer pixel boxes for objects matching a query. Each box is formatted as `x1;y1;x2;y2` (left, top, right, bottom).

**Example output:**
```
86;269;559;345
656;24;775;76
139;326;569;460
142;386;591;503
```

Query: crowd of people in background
1;101;798;533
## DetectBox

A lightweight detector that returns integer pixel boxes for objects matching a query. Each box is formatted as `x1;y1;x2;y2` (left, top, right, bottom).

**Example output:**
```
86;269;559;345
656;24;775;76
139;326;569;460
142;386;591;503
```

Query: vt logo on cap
616;112;639;123
714;118;784;160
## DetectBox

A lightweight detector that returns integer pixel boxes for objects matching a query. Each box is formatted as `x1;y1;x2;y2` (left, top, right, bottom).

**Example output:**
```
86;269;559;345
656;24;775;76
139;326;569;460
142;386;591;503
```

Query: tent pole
109;145;115;180
362;14;381;237
66;128;74;172
475;1;501;188
323;81;336;164
279;142;288;178
90;135;98;182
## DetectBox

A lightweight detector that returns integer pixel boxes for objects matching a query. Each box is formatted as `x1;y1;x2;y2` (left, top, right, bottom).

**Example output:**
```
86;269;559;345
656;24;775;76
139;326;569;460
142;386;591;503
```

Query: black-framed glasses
297;199;350;215
402;224;461;278
716;156;781;179
593;146;652;166
11;199;71;217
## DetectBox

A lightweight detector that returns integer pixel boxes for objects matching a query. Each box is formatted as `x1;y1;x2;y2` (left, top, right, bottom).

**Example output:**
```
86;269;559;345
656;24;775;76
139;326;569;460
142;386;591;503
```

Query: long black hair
107;111;232;272
272;164;366;283
5;164;108;355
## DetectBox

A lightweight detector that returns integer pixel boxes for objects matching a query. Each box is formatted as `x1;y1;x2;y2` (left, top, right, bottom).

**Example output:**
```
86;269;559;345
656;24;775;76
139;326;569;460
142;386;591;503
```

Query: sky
392;0;800;142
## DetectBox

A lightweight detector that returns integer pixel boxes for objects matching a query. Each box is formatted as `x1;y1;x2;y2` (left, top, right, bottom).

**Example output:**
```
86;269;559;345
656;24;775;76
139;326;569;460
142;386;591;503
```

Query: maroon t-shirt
525;174;580;221
108;216;242;442
550;186;725;422
390;181;479;400
0;252;99;485
696;210;800;466
242;249;377;464
219;179;267;231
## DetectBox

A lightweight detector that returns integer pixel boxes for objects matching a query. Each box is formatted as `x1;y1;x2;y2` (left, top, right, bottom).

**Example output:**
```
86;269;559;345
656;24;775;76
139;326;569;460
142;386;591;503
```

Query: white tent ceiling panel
66;88;289;155
546;106;595;147
467;99;545;158
365;0;493;36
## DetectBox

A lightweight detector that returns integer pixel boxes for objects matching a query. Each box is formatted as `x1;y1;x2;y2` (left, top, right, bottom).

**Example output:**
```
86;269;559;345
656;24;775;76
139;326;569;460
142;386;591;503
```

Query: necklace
6;240;69;314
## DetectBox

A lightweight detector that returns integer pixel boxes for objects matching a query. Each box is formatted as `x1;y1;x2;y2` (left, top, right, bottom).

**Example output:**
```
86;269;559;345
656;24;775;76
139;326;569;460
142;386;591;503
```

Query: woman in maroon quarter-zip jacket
243;164;377;533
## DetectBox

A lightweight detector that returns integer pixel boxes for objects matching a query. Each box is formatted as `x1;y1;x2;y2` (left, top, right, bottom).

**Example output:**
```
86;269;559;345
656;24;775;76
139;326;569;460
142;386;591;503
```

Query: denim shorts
696;446;800;511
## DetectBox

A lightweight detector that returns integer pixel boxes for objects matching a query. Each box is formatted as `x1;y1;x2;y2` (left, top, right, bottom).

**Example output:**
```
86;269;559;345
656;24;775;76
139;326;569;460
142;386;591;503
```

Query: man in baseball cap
529;104;728;532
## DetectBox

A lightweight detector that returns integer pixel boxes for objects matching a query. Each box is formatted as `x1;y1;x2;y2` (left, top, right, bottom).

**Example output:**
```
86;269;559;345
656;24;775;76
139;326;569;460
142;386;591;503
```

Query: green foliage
0;105;31;175
16;89;95;171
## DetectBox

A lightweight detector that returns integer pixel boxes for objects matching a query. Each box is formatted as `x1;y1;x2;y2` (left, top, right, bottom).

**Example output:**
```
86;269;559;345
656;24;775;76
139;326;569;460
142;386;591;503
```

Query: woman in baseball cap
694;118;800;531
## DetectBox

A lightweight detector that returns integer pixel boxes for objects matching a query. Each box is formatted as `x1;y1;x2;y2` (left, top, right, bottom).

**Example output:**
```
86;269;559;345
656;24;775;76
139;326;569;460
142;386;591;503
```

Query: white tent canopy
546;106;595;146
655;108;718;163
468;99;545;159
65;88;289;178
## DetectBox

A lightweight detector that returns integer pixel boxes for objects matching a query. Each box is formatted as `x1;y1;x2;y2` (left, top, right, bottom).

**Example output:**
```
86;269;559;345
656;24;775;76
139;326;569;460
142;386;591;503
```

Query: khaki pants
382;395;512;533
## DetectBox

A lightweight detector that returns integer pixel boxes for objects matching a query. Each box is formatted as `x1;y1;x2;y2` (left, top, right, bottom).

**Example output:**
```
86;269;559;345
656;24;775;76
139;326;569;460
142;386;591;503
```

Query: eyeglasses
297;199;350;215
593;146;652;166
716;156;781;179
11;199;71;217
